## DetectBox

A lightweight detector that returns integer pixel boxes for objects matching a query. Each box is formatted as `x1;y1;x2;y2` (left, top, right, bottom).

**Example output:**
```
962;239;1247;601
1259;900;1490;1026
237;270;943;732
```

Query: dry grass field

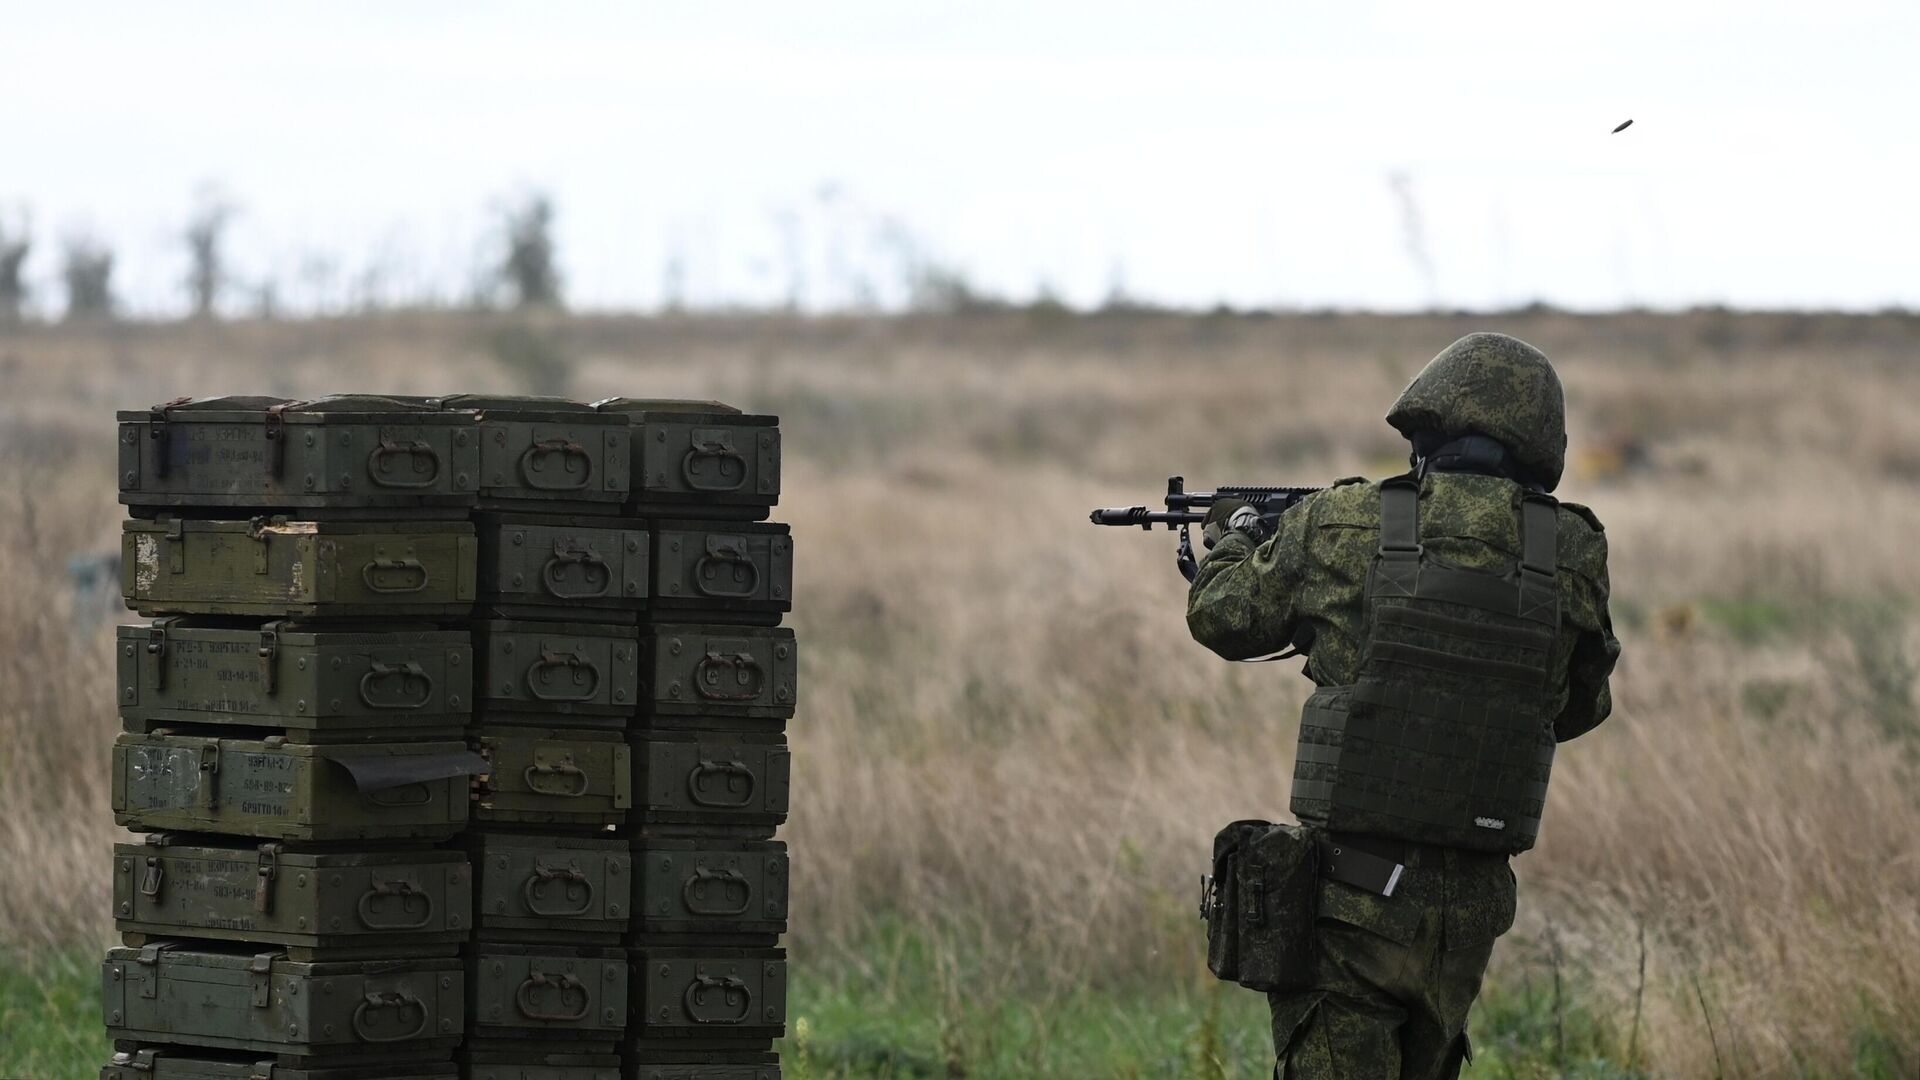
1;309;1917;1077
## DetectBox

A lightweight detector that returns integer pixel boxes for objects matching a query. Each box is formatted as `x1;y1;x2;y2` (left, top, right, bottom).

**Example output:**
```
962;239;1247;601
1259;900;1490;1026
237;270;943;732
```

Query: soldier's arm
1184;495;1313;660
1554;512;1622;742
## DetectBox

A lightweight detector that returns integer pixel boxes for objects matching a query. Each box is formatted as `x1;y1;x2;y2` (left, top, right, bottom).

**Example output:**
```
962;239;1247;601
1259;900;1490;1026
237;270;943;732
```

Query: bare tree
185;187;238;319
1386;170;1439;309
498;193;562;309
61;234;115;321
0;212;28;323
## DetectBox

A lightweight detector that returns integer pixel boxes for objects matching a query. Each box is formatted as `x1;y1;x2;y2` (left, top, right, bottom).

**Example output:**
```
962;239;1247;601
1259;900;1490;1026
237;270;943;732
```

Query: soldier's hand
1202;498;1260;549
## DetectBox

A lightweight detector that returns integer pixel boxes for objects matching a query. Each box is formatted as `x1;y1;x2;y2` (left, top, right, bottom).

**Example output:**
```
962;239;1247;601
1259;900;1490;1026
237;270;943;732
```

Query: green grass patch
4;934;1913;1079
1695;595;1800;644
1;948;111;1080
782;965;1274;1080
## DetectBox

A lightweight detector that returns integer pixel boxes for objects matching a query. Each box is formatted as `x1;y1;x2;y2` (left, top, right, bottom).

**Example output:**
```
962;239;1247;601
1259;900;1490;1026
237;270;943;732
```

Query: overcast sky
2;2;1914;314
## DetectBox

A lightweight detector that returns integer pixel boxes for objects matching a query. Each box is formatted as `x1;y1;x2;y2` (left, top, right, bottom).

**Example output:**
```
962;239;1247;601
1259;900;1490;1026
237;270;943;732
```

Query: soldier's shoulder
1306;477;1380;523
1556;499;1605;533
1552;498;1609;577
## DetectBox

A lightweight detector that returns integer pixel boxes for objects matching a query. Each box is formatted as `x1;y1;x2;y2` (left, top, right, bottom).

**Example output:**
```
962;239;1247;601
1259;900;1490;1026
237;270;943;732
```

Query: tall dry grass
1;310;1917;1076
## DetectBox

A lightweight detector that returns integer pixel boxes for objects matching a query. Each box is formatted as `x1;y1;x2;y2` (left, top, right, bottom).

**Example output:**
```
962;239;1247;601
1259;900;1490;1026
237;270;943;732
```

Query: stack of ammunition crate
100;395;790;1080
604;400;790;1080
455;396;637;1080
105;396;489;1080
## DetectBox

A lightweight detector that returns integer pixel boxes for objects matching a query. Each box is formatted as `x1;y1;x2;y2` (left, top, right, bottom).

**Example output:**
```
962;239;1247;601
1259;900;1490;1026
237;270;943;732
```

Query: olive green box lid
116;394;478;424
591;399;755;419
430;395;620;423
119;396;483;518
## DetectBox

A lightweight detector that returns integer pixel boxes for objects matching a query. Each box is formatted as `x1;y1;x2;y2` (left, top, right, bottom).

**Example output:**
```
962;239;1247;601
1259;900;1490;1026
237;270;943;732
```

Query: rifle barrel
1088;507;1204;528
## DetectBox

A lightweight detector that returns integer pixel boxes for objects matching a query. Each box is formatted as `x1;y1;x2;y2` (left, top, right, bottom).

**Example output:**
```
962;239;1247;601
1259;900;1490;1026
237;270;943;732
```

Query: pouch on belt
1201;819;1318;994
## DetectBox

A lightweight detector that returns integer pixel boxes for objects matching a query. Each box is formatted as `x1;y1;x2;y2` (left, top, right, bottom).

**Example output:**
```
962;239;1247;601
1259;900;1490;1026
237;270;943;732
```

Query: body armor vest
1290;476;1562;853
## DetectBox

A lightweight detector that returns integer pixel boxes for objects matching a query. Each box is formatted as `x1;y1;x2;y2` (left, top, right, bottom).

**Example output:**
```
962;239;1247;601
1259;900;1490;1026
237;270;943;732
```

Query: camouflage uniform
1187;333;1621;1079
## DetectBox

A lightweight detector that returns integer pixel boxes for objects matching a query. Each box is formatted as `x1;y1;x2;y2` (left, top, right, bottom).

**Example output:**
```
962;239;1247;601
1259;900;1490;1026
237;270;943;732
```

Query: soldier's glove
1202;498;1261;549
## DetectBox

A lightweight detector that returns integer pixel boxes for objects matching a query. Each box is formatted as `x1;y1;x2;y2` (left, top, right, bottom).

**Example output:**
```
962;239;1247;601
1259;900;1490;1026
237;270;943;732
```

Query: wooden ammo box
625;948;786;1050
639;626;796;728
628;732;789;838
467;943;628;1048
594;400;778;520
102;1048;459;1080
475;515;648;621
112;734;482;842
113;839;471;960
474;726;633;827
425;395;629;512
477;620;640;720
122;518;477;618
462;1048;621;1080
620;1056;779;1080
103;945;464;1060
118;620;470;738
649;523;791;626
470;833;631;942
629;840;787;945
118;395;479;519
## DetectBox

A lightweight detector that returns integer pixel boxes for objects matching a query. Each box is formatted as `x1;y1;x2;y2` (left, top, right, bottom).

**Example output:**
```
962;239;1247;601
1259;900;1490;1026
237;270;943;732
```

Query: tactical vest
1290;476;1562;853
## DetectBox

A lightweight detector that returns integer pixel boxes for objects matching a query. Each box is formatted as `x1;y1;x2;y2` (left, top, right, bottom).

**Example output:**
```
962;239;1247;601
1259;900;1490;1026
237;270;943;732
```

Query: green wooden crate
122;518;476;618
112;733;482;842
113;839;471;960
118;395;479;519
103;946;464;1060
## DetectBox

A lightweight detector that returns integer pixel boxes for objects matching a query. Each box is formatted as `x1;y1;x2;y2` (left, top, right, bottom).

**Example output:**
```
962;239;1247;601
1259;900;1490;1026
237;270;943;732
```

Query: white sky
2;1;1916;314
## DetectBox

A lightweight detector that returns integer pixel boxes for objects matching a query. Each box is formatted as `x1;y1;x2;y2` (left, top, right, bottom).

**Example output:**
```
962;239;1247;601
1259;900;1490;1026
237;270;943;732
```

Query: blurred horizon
2;2;1915;318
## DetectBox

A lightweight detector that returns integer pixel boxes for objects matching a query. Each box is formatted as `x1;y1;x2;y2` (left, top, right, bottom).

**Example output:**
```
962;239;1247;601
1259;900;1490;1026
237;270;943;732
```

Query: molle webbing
1371;481;1559;627
1291;477;1563;854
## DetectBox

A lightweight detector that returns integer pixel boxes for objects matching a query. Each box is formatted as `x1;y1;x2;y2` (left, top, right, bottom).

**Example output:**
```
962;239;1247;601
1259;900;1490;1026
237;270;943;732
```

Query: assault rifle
1090;476;1321;582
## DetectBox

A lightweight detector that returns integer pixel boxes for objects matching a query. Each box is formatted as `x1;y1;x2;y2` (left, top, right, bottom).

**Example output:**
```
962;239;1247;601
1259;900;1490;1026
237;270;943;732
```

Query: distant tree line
0;188;571;324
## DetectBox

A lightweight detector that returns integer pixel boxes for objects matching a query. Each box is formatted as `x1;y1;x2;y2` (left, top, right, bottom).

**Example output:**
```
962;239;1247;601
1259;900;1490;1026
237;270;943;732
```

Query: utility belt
1201;822;1407;993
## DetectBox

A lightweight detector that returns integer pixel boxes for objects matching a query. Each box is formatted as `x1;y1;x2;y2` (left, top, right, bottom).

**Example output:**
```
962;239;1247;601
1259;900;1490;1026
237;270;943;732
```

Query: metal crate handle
541;541;613;600
693;537;761;599
366;437;443;489
684;974;753;1024
687;759;757;808
681;433;749;493
357;879;435;930
682;867;753;917
523;861;595;917
362;557;431;594
519;438;594;491
516;972;590;1022
351;991;429;1042
695;652;765;702
359;661;434;709
523;759;591;798
525;650;602;702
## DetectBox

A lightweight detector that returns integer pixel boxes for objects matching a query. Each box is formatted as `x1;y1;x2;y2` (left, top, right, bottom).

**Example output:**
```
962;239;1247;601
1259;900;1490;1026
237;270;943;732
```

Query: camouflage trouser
1268;844;1516;1080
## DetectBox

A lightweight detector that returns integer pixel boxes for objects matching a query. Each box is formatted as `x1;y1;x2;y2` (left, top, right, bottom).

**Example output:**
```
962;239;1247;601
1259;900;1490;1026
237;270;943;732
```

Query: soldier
1186;332;1621;1079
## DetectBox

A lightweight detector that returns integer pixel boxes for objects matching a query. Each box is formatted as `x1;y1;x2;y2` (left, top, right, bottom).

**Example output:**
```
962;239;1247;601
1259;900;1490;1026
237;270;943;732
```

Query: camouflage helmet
1386;332;1567;491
